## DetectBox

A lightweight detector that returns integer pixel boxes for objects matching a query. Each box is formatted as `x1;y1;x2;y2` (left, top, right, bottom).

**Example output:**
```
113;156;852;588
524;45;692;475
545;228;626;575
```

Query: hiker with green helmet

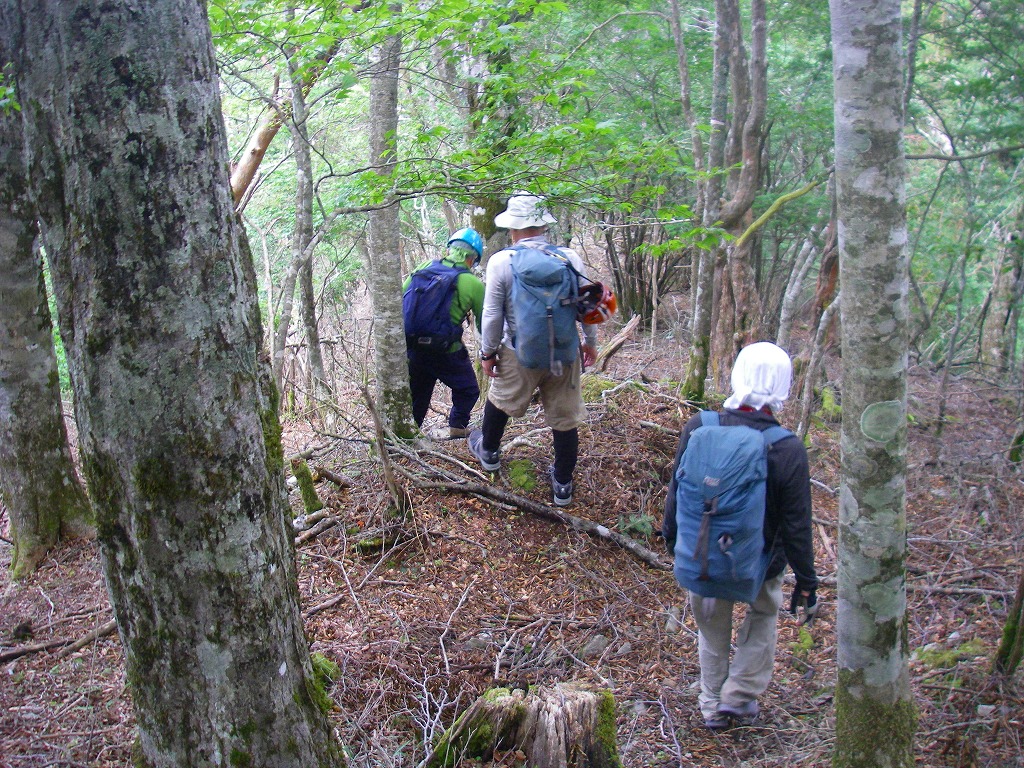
403;227;485;439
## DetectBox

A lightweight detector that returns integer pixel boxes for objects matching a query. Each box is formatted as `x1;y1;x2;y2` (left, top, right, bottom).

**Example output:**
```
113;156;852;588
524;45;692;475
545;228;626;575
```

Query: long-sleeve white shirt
480;236;598;356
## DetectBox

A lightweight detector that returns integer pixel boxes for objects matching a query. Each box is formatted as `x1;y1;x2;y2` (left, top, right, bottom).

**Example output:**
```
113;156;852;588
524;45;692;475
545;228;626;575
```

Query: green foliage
581;374;618;403
1009;429;1024;465
507;460;537;492
816;384;841;423
617;512;655;538
791;625;815;657
0;64;19;114
307;651;340;714
40;261;71;395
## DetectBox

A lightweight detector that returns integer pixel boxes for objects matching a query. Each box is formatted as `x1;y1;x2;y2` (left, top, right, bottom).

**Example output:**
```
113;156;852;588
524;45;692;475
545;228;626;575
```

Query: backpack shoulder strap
699;410;720;427
761;425;794;446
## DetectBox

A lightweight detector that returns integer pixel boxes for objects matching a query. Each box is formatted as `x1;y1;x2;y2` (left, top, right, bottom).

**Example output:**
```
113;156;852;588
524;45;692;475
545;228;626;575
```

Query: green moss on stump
593;688;622;768
816;384;841;423
309;652;340;714
914;639;985;668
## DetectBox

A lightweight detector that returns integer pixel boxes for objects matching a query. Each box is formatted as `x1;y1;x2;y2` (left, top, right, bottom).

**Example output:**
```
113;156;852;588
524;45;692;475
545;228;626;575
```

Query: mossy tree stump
425;682;621;768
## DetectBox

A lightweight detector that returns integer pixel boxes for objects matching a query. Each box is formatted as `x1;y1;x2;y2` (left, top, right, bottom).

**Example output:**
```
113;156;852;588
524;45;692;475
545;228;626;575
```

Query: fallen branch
56;620;118;658
639;420;678;436
295;515;342;545
315;465;354;488
593;314;641;373
0;619;117;664
413;479;670;572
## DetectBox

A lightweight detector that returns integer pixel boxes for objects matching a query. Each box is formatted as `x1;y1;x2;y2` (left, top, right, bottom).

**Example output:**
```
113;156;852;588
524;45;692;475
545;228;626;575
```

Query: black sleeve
662;414;703;555
766;437;818;592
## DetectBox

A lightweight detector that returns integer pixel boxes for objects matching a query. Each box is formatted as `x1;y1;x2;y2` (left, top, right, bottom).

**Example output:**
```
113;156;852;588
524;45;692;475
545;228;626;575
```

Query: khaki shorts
487;344;586;431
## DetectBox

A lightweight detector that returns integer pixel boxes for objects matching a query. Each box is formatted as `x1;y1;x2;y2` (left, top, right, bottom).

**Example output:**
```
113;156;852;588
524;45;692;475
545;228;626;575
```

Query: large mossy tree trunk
0;93;92;579
15;2;344;765
830;1;916;766
426;683;620;768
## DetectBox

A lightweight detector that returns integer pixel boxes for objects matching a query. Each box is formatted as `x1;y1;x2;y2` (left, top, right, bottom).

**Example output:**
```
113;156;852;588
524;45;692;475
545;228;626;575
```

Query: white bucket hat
723;341;793;412
494;192;557;229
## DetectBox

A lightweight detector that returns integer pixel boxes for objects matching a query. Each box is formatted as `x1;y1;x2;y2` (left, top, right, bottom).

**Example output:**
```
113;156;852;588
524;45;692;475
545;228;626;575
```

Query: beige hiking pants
688;573;785;720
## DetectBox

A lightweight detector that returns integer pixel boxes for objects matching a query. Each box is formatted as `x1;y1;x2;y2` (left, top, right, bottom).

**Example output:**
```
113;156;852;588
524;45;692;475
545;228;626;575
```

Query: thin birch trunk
286;42;329;402
797;293;840;441
365;31;416;437
831;0;916;764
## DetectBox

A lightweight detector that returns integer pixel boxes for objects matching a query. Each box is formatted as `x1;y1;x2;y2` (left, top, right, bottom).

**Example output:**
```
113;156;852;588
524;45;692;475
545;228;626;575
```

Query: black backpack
403;260;466;352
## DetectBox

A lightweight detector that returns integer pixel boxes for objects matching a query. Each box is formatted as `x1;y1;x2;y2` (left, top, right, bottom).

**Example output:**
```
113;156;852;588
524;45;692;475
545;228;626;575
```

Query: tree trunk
993;566;1024;675
0;98;93;579
979;220;1024;380
682;0;733;404
797;293;840;440
228;39;342;206
711;0;768;387
286;40;329;403
16;3;344;765
776;223;825;351
365;31;416;438
683;0;768;400
830;1;916;766
425;683;620;768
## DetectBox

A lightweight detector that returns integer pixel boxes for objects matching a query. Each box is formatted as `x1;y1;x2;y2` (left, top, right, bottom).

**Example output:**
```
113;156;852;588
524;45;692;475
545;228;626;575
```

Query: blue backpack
672;411;793;603
403;260;465;352
509;244;580;375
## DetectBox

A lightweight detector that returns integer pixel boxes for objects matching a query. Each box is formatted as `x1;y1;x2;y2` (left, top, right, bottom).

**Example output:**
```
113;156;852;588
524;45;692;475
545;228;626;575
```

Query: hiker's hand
482;356;498;378
581;344;597;369
790;588;818;627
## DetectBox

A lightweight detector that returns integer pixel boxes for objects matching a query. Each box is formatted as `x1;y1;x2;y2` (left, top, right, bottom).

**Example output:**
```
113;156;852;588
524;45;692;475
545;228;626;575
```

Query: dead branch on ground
413;479;670;572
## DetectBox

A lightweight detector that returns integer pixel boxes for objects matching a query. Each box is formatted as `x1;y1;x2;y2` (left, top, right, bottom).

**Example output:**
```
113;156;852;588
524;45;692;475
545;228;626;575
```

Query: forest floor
1;337;1023;767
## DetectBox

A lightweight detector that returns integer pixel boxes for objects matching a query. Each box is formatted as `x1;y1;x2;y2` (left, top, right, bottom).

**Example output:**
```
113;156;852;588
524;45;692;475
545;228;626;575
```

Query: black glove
789;588;818;626
663;536;676;558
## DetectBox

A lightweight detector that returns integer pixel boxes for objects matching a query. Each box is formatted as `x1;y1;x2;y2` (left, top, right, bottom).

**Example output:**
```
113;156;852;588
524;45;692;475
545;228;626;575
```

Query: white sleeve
481;251;511;354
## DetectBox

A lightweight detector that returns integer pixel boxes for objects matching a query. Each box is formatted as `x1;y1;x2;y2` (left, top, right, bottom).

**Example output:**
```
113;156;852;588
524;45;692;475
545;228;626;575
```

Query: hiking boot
468;429;500;471
717;700;759;726
703;713;731;732
448;426;471;439
548;466;573;507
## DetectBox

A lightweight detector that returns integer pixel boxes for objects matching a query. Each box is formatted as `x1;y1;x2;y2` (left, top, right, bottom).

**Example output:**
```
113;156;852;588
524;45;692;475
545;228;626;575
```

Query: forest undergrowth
1;341;1022;767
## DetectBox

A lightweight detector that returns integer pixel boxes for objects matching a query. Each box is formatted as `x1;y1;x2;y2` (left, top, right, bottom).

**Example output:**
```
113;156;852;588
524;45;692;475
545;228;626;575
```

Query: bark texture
425;683;621;768
15;2;343;765
830;1;916;765
365;32;416;437
0;88;92;578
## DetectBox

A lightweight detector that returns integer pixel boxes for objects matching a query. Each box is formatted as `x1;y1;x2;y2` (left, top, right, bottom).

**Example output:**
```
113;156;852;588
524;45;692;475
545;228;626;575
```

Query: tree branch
413;480;670;572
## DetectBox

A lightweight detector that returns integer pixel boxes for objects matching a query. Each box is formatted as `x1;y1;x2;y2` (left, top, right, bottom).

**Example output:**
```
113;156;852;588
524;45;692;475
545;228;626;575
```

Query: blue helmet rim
447;227;484;261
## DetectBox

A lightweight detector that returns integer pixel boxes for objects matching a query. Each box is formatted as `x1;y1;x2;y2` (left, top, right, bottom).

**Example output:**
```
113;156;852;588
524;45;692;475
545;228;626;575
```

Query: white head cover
722;341;793;412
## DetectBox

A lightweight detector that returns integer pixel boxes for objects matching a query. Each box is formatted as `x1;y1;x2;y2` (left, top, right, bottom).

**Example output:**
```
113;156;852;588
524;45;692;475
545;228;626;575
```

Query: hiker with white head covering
662;341;818;731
